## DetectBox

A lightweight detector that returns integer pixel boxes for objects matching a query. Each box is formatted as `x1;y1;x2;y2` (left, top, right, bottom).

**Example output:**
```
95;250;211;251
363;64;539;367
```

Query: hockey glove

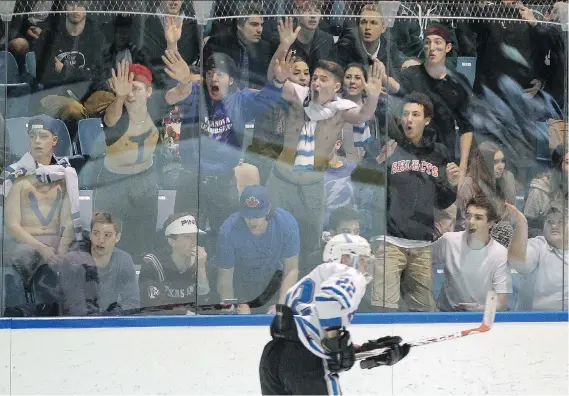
359;336;410;369
321;329;356;373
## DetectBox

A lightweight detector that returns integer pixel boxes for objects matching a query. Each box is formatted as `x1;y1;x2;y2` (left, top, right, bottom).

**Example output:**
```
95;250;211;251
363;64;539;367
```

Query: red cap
424;24;450;42
129;63;152;86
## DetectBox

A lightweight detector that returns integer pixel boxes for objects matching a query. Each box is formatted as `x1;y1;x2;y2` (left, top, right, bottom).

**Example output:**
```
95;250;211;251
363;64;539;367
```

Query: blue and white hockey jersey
284;262;367;359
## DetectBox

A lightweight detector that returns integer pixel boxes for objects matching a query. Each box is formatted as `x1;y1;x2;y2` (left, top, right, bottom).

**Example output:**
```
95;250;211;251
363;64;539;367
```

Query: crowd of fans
0;0;567;317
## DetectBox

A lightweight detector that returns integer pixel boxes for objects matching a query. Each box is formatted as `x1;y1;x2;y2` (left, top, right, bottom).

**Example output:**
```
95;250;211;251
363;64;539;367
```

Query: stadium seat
0;50;21;84
76;118;107;189
79;189;94;230
25;51;36;79
0;51;31;117
79;189;176;232
77;118;105;156
456;57;476;88
156;190;177;230
6;116;73;159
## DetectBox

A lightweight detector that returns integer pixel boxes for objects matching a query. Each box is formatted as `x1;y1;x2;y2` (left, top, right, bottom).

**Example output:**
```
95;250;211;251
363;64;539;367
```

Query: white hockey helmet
322;233;371;268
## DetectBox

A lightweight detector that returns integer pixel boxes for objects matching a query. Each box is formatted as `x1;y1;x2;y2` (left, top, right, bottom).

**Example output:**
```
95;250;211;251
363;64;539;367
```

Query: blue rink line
0;311;566;329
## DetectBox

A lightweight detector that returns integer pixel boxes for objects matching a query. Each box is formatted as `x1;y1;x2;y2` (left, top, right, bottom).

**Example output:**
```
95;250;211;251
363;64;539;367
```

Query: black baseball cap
27;114;58;135
204;52;237;78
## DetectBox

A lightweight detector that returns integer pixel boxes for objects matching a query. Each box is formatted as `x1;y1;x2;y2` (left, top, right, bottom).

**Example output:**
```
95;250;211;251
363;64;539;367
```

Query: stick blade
482;290;498;329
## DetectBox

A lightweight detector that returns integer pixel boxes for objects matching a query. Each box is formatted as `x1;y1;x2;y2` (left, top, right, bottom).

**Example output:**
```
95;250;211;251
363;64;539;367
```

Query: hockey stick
356;291;498;365
137;270;283;314
196;269;283;312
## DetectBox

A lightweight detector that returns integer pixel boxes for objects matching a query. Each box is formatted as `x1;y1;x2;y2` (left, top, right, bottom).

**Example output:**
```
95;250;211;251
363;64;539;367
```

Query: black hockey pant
259;339;342;395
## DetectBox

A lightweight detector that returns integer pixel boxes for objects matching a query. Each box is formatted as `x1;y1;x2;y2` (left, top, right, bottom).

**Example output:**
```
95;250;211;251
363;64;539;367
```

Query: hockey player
259;233;410;395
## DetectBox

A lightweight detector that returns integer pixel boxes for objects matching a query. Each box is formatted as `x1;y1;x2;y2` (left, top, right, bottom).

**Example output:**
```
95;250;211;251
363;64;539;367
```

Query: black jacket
139;248;203;314
7;0;62;43
290;28;338;72
131;15;200;69
203;31;273;89
34;18;107;96
382;129;457;242
470;13;549;97
336;27;403;79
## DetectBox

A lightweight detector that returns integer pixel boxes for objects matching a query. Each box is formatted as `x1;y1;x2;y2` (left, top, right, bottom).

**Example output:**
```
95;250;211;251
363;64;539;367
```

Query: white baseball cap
165;215;205;236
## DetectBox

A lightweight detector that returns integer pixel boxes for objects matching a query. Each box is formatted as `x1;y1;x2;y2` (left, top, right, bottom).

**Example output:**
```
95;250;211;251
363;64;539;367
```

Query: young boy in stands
370;92;460;312
139;213;210;315
507;200;568;311
59;211;140;316
395;24;474;180
434;196;511;312
3;115;80;275
264;17;384;274
163;48;292;249
2;115;81;316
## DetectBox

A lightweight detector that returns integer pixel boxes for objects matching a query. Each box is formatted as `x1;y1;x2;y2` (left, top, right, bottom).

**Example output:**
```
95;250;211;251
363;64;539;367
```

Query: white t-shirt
515;236;568;311
433;231;512;312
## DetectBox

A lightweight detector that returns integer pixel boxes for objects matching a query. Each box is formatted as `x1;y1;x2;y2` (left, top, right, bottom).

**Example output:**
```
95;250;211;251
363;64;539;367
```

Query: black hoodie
290;27;338;72
203;29;273;90
34;18;107;96
139;247;206;314
336;27;403;79
383;128;457;242
470;5;549;97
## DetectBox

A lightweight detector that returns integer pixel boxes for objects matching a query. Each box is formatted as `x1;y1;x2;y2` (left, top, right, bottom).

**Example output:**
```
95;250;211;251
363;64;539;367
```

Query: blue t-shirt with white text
178;81;283;175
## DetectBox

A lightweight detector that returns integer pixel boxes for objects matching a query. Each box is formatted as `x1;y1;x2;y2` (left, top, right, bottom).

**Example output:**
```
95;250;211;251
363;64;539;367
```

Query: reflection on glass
0;1;567;317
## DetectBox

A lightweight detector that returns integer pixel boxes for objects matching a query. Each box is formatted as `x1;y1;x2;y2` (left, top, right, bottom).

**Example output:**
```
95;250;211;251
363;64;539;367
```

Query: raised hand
164;15;183;43
376;139;397;165
518;4;538;26
162;50;192;84
274;50;296;83
108;59;133;97
278;16;301;46
504;201;525;226
363;59;385;97
446;162;461;186
27;26;41;39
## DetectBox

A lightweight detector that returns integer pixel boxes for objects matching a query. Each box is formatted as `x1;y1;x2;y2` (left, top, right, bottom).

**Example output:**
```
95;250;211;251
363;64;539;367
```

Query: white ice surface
4;322;569;395
0;328;10;395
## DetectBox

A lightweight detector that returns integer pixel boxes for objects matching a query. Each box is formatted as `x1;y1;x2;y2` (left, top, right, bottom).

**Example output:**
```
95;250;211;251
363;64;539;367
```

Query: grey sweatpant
266;163;324;277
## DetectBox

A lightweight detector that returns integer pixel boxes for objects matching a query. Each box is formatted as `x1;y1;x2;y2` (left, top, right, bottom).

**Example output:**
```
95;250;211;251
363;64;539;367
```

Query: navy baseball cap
240;185;271;219
204;52;237;78
27;114;58;135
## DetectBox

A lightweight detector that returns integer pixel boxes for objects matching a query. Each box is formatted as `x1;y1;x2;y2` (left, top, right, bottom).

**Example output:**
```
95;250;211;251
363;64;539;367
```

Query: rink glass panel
0;1;567;317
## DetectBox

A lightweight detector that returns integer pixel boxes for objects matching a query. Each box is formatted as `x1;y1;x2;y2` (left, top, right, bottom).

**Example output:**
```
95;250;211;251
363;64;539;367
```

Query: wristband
274;77;287;85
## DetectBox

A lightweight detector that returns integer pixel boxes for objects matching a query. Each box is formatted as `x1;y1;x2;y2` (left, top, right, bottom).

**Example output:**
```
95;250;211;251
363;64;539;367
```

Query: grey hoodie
59;247;140;316
524;172;566;234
